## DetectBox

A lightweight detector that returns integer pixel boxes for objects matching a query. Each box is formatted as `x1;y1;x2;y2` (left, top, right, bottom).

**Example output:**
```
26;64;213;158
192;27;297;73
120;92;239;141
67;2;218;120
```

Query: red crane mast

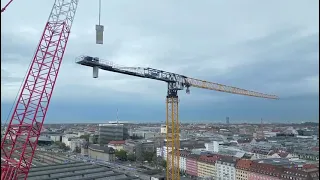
1;0;79;179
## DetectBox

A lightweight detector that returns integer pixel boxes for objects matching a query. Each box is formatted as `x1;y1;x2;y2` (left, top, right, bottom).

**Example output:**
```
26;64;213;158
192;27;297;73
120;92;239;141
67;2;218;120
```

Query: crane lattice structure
1;0;79;179
75;56;279;180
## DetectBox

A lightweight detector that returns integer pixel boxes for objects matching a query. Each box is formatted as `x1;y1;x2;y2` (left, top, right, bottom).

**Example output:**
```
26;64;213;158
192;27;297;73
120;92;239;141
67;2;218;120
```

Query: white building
62;134;79;150
50;135;61;142
69;139;84;151
179;150;190;173
205;141;220;153
216;158;237;180
160;125;167;134
78;131;87;137
156;146;170;160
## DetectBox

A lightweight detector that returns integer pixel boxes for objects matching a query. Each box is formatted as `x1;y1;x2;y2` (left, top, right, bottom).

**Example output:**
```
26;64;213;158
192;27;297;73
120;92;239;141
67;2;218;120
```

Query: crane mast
76;56;278;180
1;0;79;179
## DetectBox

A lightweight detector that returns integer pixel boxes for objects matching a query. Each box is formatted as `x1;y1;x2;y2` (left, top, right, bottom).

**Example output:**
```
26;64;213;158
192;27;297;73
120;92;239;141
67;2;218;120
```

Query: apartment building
247;161;282;180
186;154;199;177
281;167;319;180
179;150;191;174
197;155;218;178
216;156;238;180
235;159;252;180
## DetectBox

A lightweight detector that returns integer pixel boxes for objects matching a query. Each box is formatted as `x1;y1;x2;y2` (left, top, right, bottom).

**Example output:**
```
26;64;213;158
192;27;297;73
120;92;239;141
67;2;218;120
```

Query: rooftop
26;161;140;180
235;159;252;170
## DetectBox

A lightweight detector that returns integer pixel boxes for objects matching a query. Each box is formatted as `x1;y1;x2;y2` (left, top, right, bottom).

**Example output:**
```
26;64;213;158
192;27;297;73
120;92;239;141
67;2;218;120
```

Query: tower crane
1;0;79;179
75;56;279;180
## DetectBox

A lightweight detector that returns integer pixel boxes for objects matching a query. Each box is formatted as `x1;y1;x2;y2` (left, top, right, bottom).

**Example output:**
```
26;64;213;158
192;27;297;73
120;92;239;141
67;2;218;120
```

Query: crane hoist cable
95;0;104;44
98;0;101;25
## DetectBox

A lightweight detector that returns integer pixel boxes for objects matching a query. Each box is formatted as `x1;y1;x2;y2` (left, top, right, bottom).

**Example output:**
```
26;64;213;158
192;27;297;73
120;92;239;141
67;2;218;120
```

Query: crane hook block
95;25;104;44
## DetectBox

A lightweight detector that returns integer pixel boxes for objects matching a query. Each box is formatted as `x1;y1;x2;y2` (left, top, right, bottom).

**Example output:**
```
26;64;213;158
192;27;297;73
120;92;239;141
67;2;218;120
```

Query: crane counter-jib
76;56;185;84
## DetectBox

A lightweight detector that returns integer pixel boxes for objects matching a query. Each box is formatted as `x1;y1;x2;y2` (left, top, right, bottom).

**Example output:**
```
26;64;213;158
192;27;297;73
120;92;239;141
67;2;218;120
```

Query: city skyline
1;0;319;123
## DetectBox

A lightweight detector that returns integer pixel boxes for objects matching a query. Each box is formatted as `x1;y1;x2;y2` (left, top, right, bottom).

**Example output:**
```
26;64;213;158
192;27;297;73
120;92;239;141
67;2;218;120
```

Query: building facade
98;123;129;145
197;155;218;178
216;157;237;180
197;160;215;179
235;159;252;180
88;144;116;162
179;150;191;174
186;155;199;177
247;161;281;180
124;140;156;161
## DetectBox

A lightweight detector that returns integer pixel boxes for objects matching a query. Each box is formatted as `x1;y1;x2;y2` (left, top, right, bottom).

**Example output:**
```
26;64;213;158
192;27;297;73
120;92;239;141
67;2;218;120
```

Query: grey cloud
1;69;21;84
1;0;318;102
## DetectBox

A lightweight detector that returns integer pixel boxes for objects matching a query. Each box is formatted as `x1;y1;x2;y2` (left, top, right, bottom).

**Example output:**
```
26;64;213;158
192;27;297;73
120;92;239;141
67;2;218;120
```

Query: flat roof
26;161;141;180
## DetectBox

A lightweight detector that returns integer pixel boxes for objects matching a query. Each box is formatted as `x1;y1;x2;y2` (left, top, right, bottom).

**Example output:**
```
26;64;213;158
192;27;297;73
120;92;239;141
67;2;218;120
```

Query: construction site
1;1;280;180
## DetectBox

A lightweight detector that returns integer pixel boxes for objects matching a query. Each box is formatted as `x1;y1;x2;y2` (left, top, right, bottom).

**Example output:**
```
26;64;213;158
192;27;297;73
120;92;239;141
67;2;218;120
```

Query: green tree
54;141;70;151
115;150;127;161
80;134;90;141
143;151;156;162
127;153;136;161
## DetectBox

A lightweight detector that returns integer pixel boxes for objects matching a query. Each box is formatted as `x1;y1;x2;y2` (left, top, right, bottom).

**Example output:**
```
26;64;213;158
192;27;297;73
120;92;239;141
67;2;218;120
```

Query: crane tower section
166;95;180;180
1;0;79;179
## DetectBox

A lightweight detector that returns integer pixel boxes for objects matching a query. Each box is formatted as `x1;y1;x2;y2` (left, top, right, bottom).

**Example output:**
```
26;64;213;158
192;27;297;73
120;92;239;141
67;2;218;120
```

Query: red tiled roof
180;150;191;157
236;159;253;170
302;164;318;170
108;140;125;145
187;154;200;160
198;155;219;164
248;161;282;177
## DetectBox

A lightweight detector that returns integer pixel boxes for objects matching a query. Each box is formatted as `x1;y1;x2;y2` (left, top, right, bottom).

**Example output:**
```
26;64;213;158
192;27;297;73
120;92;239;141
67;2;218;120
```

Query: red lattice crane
76;56;279;180
1;0;79;179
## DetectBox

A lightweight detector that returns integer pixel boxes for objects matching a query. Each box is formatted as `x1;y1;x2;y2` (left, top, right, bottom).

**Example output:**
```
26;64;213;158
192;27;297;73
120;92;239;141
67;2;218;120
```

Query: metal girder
166;94;180;180
76;56;278;99
1;0;79;179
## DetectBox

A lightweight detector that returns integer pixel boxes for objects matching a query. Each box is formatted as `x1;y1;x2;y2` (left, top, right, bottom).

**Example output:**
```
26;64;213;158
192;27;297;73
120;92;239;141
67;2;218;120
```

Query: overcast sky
1;0;319;124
